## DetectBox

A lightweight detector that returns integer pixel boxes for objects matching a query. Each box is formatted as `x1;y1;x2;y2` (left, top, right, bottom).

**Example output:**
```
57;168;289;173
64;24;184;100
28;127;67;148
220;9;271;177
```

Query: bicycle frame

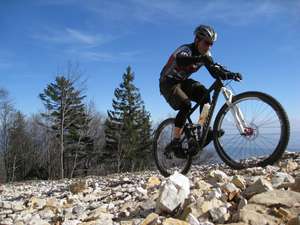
183;77;248;150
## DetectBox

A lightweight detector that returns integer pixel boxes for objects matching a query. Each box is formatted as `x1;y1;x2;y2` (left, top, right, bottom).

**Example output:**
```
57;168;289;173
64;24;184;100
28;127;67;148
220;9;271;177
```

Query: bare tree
7;111;33;182
0;88;15;182
26;114;54;179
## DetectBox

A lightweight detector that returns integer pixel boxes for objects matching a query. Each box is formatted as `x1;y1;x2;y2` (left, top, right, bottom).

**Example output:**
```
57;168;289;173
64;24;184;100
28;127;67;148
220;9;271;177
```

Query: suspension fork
221;87;248;134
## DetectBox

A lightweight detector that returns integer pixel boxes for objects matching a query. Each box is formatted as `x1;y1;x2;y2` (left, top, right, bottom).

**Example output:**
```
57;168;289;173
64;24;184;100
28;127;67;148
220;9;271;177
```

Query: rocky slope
0;151;299;225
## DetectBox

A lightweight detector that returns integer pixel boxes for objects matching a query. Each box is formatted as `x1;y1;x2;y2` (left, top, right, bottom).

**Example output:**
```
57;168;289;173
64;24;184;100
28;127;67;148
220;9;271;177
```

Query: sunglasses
203;40;213;46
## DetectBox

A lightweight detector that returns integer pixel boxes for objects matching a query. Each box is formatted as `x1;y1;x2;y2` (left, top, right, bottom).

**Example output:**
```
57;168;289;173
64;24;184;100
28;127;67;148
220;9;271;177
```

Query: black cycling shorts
159;77;209;110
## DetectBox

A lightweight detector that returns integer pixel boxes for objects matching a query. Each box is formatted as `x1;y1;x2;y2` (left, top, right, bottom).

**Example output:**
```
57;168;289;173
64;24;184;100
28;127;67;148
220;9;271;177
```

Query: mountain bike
153;70;290;177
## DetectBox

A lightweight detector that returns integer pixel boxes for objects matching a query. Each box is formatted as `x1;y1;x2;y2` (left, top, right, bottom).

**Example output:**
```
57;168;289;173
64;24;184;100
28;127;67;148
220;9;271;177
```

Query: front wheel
153;118;193;177
213;91;290;169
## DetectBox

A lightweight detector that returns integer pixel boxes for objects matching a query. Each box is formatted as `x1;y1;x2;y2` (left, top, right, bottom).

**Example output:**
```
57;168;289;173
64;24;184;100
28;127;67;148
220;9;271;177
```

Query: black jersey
160;42;212;81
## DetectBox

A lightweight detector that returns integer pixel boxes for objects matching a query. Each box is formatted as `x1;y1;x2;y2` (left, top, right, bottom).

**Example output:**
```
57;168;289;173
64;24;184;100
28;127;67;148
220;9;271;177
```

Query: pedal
174;148;189;159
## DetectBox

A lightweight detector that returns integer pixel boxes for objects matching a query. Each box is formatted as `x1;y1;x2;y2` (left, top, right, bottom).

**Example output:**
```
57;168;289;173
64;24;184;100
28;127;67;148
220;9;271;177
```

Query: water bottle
198;103;211;126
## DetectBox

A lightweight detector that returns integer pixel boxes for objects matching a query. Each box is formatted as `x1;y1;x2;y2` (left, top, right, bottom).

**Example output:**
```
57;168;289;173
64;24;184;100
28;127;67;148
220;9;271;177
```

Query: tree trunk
11;155;16;182
4;154;9;182
46;129;51;180
70;152;78;178
2;122;10;182
60;99;65;179
60;125;64;179
47;144;51;179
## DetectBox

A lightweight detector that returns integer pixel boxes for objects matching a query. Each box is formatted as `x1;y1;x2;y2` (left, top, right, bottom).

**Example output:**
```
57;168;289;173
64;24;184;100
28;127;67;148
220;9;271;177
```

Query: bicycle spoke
224;134;246;159
154;120;193;177
233;139;243;158
216;93;287;168
259;134;280;147
257;126;280;129
255;138;273;156
256;116;278;126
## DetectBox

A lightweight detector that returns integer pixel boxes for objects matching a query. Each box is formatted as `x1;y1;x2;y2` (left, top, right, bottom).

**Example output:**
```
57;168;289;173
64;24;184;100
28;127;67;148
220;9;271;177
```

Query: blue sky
1;0;300;135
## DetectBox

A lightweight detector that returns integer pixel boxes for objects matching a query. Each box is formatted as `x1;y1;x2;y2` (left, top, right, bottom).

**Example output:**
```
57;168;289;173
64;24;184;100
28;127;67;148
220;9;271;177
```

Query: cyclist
159;24;242;158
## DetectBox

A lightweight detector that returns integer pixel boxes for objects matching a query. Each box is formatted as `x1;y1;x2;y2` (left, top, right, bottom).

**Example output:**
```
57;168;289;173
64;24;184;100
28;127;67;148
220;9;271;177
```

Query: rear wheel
213;91;290;169
153;118;193;177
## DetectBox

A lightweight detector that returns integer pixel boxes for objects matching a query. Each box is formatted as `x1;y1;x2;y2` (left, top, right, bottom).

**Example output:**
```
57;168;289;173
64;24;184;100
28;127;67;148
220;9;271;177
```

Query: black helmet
194;25;217;42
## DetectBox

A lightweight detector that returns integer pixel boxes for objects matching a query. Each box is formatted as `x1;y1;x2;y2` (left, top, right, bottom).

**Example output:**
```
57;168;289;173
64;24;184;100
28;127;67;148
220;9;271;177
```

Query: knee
203;93;210;104
193;84;210;103
180;99;192;111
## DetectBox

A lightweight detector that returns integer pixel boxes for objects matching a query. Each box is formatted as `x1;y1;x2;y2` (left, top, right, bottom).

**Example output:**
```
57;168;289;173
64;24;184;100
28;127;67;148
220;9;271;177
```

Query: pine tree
104;66;152;172
39;76;89;178
135;105;153;170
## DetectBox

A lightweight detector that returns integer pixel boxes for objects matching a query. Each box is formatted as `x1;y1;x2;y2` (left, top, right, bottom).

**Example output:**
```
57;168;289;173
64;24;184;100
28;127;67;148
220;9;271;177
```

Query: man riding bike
159;25;242;159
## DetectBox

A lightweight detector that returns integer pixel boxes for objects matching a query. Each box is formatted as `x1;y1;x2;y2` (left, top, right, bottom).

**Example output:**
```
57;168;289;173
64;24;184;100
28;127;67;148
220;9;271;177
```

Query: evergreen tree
104;66;152;172
135;105;153;170
39;76;90;178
